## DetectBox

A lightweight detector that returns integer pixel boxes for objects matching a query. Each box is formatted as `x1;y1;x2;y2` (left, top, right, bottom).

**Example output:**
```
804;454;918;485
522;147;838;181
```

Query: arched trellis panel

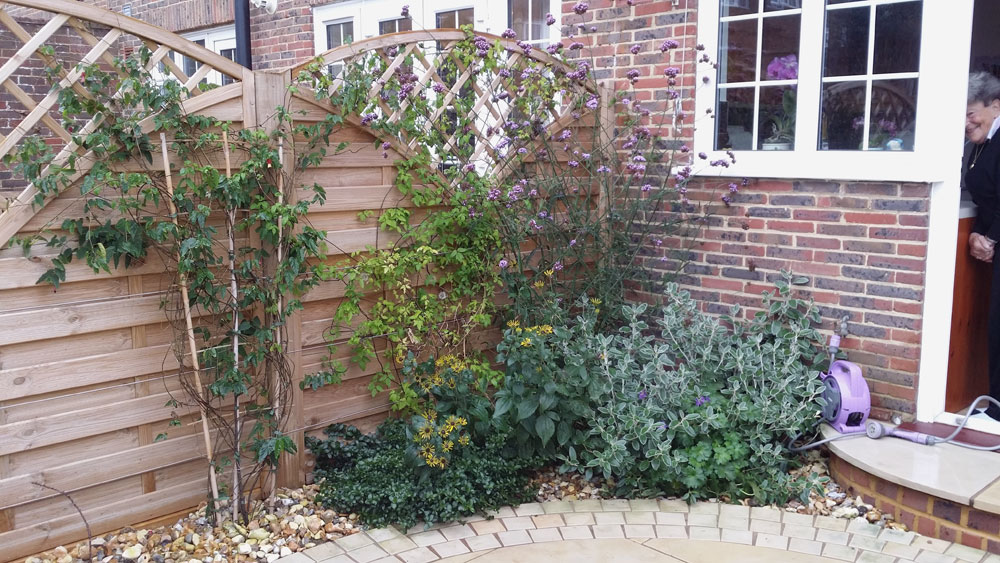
291;30;605;183
0;0;249;248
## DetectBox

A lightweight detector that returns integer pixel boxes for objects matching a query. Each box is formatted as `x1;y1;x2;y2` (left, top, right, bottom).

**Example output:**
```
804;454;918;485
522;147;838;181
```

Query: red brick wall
830;453;1000;553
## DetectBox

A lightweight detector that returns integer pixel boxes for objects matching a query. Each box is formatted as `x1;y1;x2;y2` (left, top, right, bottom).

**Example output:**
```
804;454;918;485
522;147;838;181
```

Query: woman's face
967;99;1000;144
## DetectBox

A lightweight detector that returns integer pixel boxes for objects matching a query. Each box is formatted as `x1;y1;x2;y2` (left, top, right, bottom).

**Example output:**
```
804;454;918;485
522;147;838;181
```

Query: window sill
691;148;946;184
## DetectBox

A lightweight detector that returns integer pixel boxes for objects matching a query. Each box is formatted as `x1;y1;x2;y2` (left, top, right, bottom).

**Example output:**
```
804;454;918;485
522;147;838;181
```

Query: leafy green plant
308;419;535;530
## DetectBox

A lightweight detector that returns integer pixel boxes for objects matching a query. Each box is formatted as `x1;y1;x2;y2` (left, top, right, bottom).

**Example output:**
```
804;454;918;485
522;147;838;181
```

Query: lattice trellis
291;30;601;179
0;0;246;244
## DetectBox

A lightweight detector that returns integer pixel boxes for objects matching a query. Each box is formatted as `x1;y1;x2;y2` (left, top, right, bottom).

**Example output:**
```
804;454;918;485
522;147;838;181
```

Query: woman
965;71;1000;419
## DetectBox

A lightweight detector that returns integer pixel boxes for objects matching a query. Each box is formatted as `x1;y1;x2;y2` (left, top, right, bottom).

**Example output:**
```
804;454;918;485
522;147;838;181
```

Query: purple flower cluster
432;82;446;94
638;390;648;400
630;44;642;55
499;259;509;269
546;13;557;26
626;69;640;84
660;39;679;52
360;112;378;126
569;42;585;50
516;40;532;55
501;28;517;39
766;54;798;81
663;67;680;78
585;95;599;110
487;188;500;201
546;43;562;55
596;165;611;173
567;61;589;81
695;395;710;407
573;2;589;15
400;4;409;17
553;261;563;271
474;35;491;57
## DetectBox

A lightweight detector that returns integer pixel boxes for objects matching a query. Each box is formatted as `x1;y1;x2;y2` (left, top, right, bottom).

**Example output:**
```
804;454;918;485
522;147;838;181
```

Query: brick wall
830;453;1000;553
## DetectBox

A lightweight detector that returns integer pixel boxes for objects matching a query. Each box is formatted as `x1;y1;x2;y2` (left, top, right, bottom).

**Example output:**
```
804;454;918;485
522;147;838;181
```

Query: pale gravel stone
788;538;823;556
687;514;718;528
689;502;720;515
629;499;660;512
571;499;604;512
408;531;446;547
856;552;895;563
541;501;574;514
822;543;860;562
349;544;391;563
468;520;505;535
913;537;953;554
849;534;887;553
512;503;544;516
914;552;959;563
750;506;783;522
719;504;750;519
430;540;470;558
496;529;531;547
594;512;626;525
601;499;632;512
749;519;782;535
593;525;625;539
623;511;656;525
528;528;562;543
368;527;404;542
720;529;753;545
782;512;815;527
623;524;655;539
688;527;721;541
717;516;748;531
562;512;595;526
814;515;848;532
303;542;346;561
879;528;916;545
397;546;438;563
439;525;475;541
484;506;516;519
559;526;594;540
815;529;850;545
464;535;501;552
335;533;374;551
658;499;689;513
378;536;418;555
847;518;882;537
944;543;989;562
882;542;922;560
654;512;685;526
781;524;816;540
655;525;688;539
754;533;788;550
531;514;564;529
499;516;535;531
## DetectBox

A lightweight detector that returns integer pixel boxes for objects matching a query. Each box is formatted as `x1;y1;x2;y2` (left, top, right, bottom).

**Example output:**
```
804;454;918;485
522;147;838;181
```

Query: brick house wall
0;0;929;420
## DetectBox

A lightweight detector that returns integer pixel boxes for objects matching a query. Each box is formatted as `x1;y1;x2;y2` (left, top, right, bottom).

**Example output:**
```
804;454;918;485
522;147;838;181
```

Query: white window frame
177;25;237;87
694;0;958;183
501;0;559;45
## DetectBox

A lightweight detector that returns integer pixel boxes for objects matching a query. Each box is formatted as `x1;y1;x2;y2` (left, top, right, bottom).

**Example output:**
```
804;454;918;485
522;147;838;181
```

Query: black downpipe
235;0;252;70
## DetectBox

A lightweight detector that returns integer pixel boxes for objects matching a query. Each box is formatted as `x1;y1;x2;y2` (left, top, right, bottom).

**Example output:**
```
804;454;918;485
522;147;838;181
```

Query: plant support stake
159;132;222;515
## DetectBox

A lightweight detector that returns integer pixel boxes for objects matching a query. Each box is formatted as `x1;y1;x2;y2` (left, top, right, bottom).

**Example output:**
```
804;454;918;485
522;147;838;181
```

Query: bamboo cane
266;137;285;504
221;130;243;522
158;133;221;514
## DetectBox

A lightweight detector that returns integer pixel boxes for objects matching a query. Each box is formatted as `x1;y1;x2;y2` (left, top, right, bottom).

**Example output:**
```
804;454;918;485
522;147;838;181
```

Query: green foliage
308;419;535;530
558;275;827;503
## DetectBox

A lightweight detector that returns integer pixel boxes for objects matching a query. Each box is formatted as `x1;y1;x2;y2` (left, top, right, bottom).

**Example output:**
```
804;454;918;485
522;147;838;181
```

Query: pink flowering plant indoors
764;54;798;145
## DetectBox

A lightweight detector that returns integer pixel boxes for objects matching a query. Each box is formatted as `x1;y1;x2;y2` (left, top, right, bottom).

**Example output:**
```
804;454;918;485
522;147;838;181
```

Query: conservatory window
509;0;549;44
379;17;412;35
715;1;802;151
820;0;921;151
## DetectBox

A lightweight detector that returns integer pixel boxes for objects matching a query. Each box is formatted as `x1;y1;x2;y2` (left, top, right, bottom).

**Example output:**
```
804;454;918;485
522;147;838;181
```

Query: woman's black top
966;136;1000;242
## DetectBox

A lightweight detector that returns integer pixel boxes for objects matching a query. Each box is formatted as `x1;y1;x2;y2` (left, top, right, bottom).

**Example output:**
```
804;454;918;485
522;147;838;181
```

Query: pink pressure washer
819;333;871;434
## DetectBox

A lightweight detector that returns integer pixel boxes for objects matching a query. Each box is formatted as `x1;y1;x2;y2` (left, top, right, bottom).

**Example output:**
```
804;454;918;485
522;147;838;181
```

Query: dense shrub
308;419;535;530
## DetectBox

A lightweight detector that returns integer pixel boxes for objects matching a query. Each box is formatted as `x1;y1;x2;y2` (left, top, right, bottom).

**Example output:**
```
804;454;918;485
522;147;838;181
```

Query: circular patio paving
275;499;997;563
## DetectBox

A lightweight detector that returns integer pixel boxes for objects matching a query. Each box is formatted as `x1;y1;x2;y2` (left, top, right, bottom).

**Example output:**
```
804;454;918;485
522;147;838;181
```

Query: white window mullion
796;2;823;154
751;11;764;147
861;3;878;150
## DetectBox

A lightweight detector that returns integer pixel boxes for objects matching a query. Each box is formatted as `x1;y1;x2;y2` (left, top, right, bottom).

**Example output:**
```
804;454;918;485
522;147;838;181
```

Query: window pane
869;78;917;150
437;11;456;28
531;0;547;41
759;85;796;149
184;39;205;78
823;7;868;77
873;2;921;74
458;8;474;27
399;17;412;31
764;0;800;12
716;87;755;150
327;24;341;49
379;20;395;35
343;22;354;44
510;0;530;41
220;48;236;85
721;0;758;17
719;19;757;84
760;14;799;81
820;80;865;150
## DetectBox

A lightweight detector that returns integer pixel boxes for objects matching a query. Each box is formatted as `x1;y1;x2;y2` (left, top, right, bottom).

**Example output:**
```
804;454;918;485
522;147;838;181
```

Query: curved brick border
274;498;1000;563
829;452;1000;555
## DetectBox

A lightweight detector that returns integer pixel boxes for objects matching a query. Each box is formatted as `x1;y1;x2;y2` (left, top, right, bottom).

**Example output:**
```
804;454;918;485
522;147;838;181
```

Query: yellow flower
533;280;545;289
458;434;470;446
506;319;520;328
590;298;602;306
520;337;533;347
544;269;554;277
442;440;454;452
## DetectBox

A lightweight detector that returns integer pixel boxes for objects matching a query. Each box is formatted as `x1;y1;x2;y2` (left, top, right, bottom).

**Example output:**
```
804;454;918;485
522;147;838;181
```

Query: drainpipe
235;0;252;69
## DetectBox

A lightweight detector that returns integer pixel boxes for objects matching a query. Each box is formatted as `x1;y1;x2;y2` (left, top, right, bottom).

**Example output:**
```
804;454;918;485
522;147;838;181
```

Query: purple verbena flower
501;28;517;39
698;152;707;160
626;69;640;84
546;12;557;26
400;4;409;17
553;261;563;271
695;395;710;407
432;82;446;93
596;165;610;173
568;160;579;167
487;188;500;201
664;67;680;77
499;259;509;269
573;2;589;15
630;44;642;55
585;95;599;110
660;39;679;52
360;112;378;126
638;390;648;400
641;183;652;192
570;42;585;50
569;239;577;246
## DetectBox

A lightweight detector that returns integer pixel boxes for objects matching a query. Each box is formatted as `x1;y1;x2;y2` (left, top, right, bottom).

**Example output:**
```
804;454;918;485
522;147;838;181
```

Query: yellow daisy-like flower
533;280;545;289
442;440;454;452
418;425;434;440
458;434;470;446
520;337;533;347
590;298;602;306
544;269;554;277
506;319;520;328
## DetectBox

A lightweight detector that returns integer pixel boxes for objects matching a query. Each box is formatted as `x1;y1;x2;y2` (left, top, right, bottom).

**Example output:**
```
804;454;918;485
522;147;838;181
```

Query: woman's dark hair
969;71;1000;106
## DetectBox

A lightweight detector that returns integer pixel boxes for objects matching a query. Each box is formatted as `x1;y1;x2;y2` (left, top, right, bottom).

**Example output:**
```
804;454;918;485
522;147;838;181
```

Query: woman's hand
970;232;996;262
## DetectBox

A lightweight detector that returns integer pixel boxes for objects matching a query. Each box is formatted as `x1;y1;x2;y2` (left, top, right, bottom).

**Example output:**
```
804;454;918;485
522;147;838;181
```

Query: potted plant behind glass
761;55;797;151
